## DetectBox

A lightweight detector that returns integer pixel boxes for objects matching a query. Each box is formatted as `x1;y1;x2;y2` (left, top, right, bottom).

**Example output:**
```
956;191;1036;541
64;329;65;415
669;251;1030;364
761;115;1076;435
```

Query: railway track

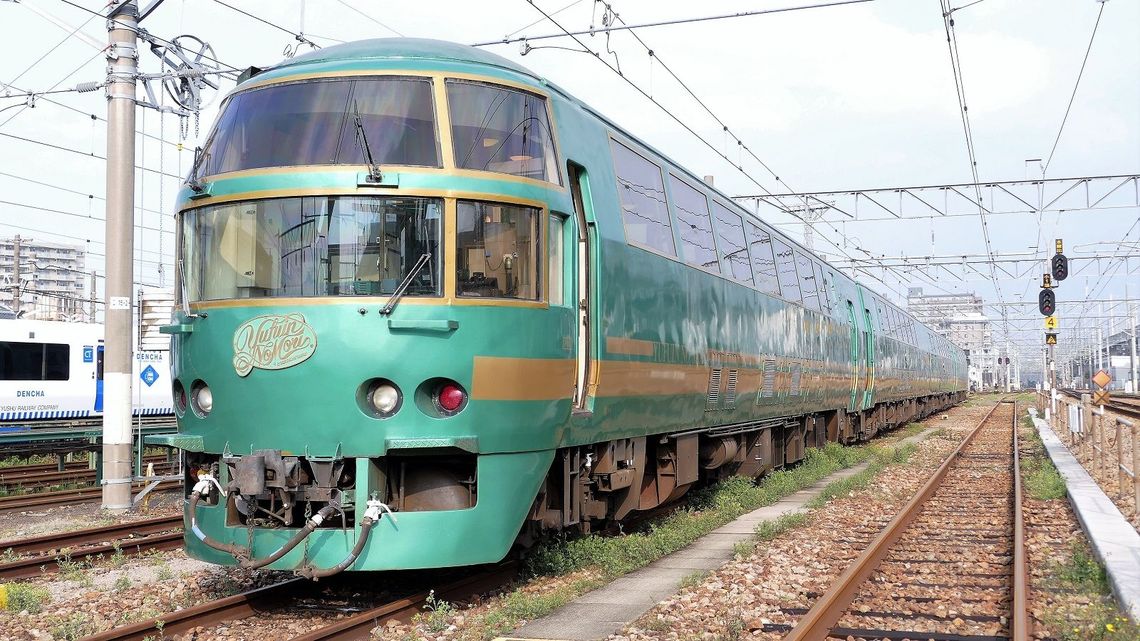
0;514;184;579
0;462;177;493
0;479;181;512
780;401;1028;641
1060;388;1140;420
80;562;518;641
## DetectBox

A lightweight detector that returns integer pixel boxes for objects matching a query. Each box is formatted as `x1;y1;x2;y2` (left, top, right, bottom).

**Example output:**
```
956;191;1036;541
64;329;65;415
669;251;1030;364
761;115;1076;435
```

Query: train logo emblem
232;313;317;377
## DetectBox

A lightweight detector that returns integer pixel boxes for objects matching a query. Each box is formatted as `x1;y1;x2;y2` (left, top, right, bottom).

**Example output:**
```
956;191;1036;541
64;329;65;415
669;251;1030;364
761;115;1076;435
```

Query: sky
0;0;1137;362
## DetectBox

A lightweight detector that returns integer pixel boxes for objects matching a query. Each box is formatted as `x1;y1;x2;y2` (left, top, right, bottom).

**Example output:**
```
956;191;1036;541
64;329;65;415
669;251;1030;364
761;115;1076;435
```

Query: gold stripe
471;357;575;401
604;336;655;356
596;361;710;397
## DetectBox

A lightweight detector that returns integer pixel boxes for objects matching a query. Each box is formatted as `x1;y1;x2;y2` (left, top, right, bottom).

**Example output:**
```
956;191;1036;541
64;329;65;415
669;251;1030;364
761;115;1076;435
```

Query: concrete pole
11;235;20;316
102;0;138;512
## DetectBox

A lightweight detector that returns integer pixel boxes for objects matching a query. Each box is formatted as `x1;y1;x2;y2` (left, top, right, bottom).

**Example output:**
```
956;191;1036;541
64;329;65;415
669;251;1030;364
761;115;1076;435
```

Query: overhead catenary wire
937;0;1008;342
516;0;913;303
472;0;877;47
210;0;320;50
332;0;406;37
1043;0;1107;175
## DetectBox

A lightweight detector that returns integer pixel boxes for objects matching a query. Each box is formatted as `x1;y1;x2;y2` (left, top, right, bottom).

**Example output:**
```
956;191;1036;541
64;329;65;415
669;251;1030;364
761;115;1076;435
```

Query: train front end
156;40;576;573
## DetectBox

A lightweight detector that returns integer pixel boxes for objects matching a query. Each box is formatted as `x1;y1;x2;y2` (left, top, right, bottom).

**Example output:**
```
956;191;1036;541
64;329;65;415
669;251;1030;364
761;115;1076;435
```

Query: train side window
549;213;565;306
794;251;820;311
456;201;541;300
745;223;780;296
668;174;719;272
771;238;801;303
812;262;829;313
711;201;753;284
0;342;69;381
610;139;675;256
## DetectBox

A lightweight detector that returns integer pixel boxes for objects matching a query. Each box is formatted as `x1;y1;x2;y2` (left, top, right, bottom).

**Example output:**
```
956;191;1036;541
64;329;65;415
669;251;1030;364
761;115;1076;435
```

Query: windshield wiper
187;146;211;193
380;253;431;316
352;102;383;184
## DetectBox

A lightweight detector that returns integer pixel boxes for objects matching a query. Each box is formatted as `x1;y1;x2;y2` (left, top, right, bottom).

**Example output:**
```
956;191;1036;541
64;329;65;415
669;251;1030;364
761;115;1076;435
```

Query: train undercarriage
525;392;965;536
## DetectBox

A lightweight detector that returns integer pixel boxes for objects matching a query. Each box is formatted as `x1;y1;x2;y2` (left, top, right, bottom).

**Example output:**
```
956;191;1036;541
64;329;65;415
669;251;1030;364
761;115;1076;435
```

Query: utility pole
11;235;20;316
102;0;139;512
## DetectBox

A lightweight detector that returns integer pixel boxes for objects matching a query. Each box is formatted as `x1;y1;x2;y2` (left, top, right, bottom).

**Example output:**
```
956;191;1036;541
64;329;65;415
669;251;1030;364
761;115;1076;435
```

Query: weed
156;563;175;581
3;582;51;613
527;442;873;579
417;590;455;633
114;574;132;592
109;541;127;568
731;540;754;559
49;613;97;641
56;550;92;586
678;570;709;590
755;511;809;541
1054;541;1109;593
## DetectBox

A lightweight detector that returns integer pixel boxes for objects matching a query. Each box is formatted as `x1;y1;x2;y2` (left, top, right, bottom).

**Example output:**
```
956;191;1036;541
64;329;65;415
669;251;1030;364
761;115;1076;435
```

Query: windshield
181;196;442;302
196;77;440;176
447;80;560;184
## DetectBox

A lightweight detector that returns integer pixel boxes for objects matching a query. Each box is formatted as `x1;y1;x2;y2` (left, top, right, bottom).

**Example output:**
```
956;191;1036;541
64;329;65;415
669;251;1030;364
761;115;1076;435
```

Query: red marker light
437;383;466;413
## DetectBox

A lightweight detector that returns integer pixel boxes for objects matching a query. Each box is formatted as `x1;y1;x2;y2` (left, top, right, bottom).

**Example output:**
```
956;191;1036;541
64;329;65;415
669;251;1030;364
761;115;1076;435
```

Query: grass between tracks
1017;411;1139;641
421;433;927;641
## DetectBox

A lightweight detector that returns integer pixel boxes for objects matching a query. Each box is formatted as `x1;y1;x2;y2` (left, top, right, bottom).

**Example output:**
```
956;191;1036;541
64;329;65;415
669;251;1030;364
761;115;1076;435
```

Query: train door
846;300;860;412
94;344;105;412
857;289;875;410
568;162;598;412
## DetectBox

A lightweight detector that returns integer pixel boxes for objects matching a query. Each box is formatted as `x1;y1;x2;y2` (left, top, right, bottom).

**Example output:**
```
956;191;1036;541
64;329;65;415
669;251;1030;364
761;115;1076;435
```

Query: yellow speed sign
1044;316;1058;329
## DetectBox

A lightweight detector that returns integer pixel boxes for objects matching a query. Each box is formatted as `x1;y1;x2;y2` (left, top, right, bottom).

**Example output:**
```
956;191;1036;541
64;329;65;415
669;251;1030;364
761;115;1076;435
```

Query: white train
0;320;172;421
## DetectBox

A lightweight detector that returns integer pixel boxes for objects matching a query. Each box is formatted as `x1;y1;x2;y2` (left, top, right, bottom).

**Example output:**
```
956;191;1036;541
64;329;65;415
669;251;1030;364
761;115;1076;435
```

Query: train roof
245;38;536;86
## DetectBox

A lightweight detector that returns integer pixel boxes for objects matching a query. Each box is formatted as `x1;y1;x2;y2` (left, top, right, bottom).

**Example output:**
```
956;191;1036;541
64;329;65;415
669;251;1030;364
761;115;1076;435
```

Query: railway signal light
1039;289;1056;316
1051;253;1068;281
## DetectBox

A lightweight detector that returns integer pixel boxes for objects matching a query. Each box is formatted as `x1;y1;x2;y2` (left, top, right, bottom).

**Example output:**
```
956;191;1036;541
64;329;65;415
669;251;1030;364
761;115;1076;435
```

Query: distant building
907;288;998;390
0;237;89;321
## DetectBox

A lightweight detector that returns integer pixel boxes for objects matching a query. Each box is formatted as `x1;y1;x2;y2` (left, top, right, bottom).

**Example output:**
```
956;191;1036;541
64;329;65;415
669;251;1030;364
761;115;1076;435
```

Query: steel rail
80;579;308;641
1011;401;1030;641
781;401;1006;641
0;514;182;555
288;562;518;640
0;531;183;580
0;463;177;491
0;480;181;512
80;561;518;641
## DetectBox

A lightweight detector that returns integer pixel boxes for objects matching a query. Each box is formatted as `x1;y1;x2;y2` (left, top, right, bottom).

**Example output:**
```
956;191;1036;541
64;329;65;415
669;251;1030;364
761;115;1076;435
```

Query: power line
332;0;406;37
210;0;320;50
1043;0;1107;175
0;131;184;180
473;0;876;47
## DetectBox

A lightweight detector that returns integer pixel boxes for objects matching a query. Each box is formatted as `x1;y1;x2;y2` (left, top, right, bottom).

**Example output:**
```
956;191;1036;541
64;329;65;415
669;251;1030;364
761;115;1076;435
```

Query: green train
156;39;967;577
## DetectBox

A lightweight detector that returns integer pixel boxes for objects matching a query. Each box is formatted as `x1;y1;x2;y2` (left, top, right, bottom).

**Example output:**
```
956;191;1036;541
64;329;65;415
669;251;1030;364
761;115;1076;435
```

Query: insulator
75;82;101;93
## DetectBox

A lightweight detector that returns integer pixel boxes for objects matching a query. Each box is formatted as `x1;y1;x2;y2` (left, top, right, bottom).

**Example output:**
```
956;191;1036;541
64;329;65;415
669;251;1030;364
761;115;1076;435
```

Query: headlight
191;381;212;416
368;381;402;417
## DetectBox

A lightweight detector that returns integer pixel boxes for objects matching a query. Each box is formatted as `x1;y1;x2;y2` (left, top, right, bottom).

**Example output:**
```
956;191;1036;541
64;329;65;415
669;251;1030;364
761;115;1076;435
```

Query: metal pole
11;234;20;316
1116;419;1125;500
102;0;139;512
89;270;98;322
1131;306;1138;394
1132;421;1139;515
